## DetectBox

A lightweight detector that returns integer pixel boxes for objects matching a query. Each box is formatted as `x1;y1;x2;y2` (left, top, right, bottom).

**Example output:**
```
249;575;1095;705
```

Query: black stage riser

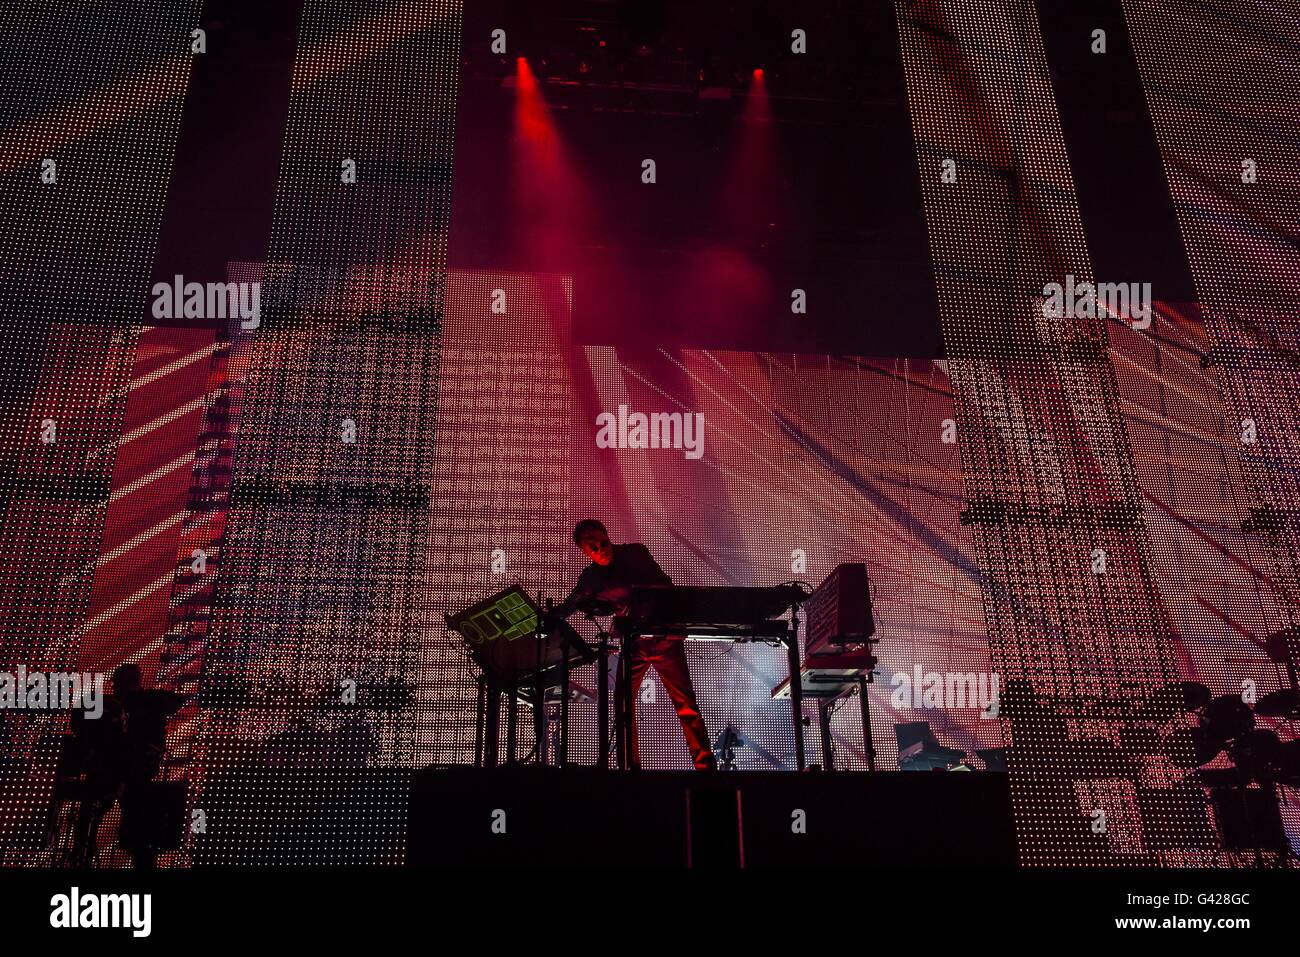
408;767;1016;867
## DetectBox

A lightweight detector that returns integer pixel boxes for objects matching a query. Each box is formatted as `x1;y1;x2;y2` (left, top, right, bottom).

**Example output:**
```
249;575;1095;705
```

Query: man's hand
546;602;575;622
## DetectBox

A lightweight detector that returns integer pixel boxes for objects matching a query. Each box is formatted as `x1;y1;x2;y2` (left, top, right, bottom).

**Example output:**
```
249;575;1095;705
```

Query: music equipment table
447;586;594;769
772;650;878;771
452;570;879;773
617;584;811;771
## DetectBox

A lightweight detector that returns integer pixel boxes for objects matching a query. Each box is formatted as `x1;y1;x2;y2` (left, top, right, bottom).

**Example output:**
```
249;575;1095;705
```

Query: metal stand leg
506;689;518;764
818;700;833;771
534;670;546;766
559;653;569;768
786;637;806;771
858;675;877;772
616;638;630;770
474;676;486;768
615;634;638;771
484;681;500;768
596;634;610;769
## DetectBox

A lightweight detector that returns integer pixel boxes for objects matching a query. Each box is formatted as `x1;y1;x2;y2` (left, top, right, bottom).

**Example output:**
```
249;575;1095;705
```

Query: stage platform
408;767;1016;866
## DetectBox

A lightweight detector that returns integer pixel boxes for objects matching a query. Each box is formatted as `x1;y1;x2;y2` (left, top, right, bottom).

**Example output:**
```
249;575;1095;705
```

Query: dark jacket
560;543;672;617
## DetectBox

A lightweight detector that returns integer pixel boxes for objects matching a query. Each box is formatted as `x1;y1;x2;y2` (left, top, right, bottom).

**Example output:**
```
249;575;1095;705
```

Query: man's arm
141;689;190;716
626;543;672;587
550;570;595;619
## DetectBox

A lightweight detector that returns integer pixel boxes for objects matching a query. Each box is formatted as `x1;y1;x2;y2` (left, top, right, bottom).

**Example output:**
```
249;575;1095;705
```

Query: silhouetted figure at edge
553;519;717;770
69;663;187;868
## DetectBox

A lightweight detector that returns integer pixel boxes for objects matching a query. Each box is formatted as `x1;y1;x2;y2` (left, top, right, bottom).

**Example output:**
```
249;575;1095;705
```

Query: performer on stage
68;663;189;867
554;519;716;770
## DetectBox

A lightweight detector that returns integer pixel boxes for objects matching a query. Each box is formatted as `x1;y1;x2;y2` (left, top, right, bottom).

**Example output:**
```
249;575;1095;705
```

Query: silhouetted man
556;519;716;770
70;663;187;867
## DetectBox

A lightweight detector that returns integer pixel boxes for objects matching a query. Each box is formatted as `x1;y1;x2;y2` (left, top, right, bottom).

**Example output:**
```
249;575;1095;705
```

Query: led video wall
177;0;463;865
0;0;202;855
427;268;1003;773
2;0;1297;869
894;0;1298;864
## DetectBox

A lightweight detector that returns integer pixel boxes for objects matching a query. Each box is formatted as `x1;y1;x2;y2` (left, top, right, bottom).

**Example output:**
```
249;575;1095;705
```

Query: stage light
508;53;590;271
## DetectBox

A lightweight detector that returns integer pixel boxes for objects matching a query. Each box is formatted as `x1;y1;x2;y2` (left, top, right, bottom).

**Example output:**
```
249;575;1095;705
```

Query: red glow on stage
718;60;777;238
742;67;771;124
509;56;589;271
514;57;553;151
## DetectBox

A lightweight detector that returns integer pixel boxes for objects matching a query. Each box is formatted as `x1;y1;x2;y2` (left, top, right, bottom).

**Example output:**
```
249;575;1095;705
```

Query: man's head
572;519;613;566
112;663;142;696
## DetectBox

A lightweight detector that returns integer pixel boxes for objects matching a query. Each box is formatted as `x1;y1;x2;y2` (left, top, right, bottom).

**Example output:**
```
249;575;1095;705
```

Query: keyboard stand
615;618;808;772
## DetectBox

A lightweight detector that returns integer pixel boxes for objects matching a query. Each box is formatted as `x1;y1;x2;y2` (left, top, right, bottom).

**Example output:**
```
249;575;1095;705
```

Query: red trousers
616;636;716;770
